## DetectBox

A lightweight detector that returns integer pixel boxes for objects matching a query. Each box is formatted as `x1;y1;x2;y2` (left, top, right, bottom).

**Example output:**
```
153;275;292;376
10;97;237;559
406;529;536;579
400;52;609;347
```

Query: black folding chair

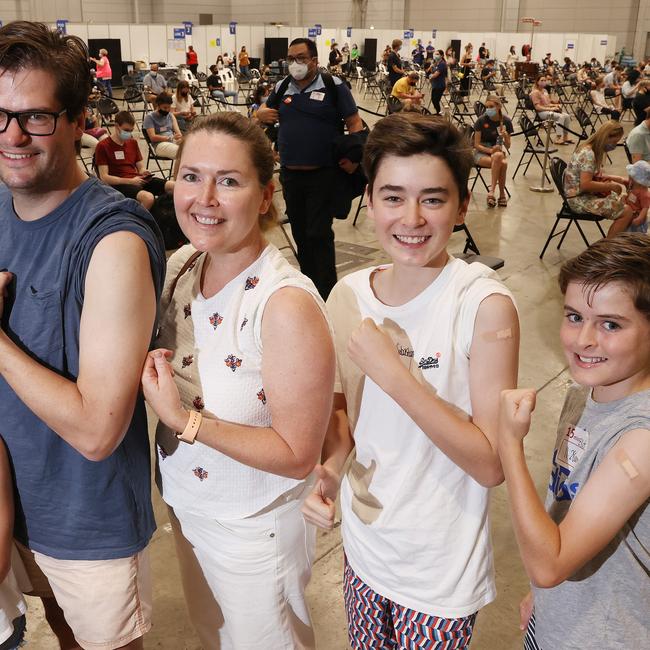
540;157;606;258
143;128;174;180
97;97;120;127
512;115;558;182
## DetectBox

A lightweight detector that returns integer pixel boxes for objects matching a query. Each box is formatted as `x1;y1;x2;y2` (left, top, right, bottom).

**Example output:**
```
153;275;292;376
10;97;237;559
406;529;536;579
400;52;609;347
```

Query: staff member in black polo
257;37;363;299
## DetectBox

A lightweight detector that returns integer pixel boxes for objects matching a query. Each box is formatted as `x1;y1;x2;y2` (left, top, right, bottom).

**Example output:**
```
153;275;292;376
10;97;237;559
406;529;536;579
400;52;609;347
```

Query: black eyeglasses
0;109;67;136
286;56;313;65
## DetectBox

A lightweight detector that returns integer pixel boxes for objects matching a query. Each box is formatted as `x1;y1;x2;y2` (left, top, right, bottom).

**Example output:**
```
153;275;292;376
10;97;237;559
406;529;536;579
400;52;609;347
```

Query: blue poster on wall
308;28;318;38
174;28;185;39
347;27;352;38
183;22;193;36
229;22;237;35
315;24;322;35
432;29;437;39
404;29;414;40
56;19;67;35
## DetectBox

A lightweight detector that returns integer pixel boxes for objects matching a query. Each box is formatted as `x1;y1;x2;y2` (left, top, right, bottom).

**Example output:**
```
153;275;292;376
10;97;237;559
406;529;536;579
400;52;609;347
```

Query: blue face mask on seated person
486;108;498;118
118;129;132;141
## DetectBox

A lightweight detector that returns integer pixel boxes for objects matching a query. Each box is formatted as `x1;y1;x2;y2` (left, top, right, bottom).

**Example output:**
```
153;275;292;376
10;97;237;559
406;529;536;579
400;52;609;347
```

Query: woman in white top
590;76;621;121
142;112;335;649
171;80;196;133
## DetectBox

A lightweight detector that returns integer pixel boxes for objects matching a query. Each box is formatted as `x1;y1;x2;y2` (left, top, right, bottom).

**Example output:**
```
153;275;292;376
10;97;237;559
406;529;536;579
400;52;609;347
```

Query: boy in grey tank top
497;234;650;649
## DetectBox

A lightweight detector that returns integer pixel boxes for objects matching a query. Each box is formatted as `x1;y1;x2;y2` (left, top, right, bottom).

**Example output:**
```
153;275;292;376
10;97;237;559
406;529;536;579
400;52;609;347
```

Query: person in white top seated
302;112;519;649
141;112;335;650
590;76;621;120
171;80;196;133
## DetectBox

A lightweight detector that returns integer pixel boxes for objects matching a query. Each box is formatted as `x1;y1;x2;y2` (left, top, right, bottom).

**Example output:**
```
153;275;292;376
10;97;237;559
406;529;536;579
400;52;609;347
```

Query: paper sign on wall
173;28;185;39
229;22;237;35
183;22;193;36
566;41;575;50
600;40;607;46
56;19;67;34
432;29;437;39
347;27;352;38
315;24;322;35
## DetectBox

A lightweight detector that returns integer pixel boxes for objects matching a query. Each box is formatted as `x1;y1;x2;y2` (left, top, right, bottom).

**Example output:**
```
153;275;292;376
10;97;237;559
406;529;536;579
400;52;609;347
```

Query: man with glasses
256;37;363;299
0;21;165;650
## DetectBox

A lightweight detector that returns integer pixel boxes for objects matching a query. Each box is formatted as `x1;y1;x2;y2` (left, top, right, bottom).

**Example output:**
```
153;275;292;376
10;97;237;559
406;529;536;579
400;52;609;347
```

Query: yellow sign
209;39;216;47
325;39;331;46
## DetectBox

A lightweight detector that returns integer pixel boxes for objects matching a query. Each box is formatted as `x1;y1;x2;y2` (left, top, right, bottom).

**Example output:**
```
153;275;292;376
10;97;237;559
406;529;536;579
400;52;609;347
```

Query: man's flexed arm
0;231;157;461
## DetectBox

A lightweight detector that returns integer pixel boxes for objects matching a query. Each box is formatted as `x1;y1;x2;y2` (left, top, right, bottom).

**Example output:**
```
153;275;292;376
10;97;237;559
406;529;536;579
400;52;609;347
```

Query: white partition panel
562;34;579;60
220;27;236;60
250;26;265;62
130;25;149;64
576;34;595;64
60;23;618;76
109;24;131;61
205;27;223;68
166;25;186;67
192;26;208;75
235;24;252;58
148;25;167;65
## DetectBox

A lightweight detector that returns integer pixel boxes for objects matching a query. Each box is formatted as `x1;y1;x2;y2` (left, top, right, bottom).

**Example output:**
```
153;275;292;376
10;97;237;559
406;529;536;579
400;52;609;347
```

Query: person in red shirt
186;46;198;76
95;111;173;210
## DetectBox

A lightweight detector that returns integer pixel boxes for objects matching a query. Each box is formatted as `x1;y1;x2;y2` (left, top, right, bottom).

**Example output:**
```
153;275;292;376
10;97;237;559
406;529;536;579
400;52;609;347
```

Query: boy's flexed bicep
552;427;650;581
469;292;520;450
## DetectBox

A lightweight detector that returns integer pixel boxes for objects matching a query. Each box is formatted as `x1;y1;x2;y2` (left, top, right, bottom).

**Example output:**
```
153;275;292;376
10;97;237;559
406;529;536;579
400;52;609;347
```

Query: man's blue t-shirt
0;178;166;560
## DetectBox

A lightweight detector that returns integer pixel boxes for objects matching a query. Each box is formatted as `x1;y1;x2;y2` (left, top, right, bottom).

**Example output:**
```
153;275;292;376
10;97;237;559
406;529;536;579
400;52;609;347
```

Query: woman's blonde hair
581;120;624;170
485;95;504;120
174;112;278;231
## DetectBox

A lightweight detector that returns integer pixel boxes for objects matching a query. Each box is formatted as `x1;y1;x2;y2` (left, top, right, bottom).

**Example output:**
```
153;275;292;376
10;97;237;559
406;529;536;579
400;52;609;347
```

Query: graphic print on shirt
193;467;209;481
244;276;259;290
193;396;205;411
225;354;242;372
158;445;168;461
257;388;266;405
240;316;248;331
209;312;223;329
183;303;192;319
548;424;589;502
182;354;194;368
418;352;442;370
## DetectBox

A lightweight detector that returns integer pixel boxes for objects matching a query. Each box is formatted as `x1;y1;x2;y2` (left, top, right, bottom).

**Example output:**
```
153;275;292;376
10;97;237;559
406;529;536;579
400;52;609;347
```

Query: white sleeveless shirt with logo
326;257;514;618
156;244;326;520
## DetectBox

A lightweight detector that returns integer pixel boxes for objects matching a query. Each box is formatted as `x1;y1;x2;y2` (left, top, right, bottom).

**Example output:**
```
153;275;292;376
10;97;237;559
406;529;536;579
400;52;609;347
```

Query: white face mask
288;61;309;81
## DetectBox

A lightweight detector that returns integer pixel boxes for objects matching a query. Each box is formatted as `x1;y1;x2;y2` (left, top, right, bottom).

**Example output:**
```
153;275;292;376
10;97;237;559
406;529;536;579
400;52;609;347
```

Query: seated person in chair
172;81;197;133
530;75;573;145
590;76;621;120
207;65;237;103
472;95;512;207
96;111;174;210
563;121;634;237
143;63;168;104
143;93;182;160
390;72;423;111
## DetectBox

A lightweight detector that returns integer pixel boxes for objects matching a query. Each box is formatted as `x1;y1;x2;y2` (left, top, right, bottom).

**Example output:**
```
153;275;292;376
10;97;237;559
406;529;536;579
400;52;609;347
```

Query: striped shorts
343;556;477;649
523;612;542;650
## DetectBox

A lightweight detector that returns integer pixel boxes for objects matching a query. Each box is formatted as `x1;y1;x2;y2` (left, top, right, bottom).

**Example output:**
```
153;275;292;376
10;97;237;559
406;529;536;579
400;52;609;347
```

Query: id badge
114;150;125;160
310;91;325;101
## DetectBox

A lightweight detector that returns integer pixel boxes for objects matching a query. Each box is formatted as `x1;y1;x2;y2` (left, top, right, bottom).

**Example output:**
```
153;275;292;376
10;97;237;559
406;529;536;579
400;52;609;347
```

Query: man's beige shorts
16;541;152;649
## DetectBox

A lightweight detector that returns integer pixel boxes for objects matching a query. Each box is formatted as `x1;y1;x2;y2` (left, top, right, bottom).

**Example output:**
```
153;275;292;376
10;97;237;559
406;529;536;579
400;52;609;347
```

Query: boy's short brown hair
363;113;472;203
558;234;650;320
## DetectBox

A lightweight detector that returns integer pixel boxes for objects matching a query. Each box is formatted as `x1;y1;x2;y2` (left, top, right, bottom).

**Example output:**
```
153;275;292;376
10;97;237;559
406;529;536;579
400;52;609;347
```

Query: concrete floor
22;82;634;649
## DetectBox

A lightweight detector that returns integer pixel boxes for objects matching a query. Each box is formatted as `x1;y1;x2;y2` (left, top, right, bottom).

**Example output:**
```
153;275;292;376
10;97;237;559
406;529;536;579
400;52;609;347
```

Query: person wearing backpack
256;38;364;300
